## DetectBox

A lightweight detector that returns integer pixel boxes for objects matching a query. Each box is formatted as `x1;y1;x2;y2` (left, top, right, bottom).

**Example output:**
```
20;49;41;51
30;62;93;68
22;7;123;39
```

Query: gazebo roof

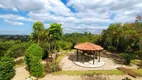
74;42;103;51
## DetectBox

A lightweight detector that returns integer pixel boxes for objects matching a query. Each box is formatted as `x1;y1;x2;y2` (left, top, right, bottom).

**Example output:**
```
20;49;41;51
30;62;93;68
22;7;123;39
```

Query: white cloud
0;14;33;22
0;0;45;12
0;0;142;34
4;19;24;26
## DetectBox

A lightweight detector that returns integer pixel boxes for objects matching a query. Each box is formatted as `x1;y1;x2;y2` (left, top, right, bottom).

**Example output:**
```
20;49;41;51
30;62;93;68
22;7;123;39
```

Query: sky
0;0;142;35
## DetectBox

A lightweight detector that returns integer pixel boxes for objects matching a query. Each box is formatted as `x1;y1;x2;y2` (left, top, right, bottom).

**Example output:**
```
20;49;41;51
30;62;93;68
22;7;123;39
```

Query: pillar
83;51;84;64
76;49;78;61
99;51;100;62
93;52;95;64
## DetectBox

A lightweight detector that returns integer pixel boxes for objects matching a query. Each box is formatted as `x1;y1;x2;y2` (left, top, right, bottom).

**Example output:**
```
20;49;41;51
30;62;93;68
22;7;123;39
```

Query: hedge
0;57;15;80
25;44;45;77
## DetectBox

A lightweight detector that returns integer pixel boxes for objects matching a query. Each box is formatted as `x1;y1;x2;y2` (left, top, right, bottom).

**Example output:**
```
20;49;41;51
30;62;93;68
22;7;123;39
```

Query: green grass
136;69;142;75
52;70;124;75
131;59;136;64
56;53;67;64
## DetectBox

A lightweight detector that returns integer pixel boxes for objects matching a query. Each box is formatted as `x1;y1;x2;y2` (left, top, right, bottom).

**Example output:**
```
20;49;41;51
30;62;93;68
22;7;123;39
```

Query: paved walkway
12;66;30;80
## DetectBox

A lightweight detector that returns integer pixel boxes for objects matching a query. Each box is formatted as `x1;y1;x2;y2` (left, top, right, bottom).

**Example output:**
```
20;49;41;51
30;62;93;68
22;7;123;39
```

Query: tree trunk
38;35;40;45
125;60;130;65
139;38;142;50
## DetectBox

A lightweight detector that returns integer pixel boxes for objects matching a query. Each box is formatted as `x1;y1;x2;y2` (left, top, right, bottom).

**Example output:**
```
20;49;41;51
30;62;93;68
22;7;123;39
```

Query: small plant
49;61;61;72
45;53;66;73
122;77;131;80
26;76;38;80
81;75;107;80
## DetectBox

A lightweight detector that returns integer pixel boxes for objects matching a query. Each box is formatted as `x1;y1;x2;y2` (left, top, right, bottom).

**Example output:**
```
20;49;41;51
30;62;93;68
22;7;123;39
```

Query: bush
0;57;15;80
108;46;116;52
29;57;45;77
25;44;45;77
57;41;72;50
120;53;136;65
122;77;131;80
6;42;30;58
135;50;142;59
45;53;66;73
48;61;61;72
0;40;15;58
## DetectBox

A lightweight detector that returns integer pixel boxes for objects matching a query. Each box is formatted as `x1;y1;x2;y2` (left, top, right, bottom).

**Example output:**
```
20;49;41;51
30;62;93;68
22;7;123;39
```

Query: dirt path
12;66;30;80
40;75;80;80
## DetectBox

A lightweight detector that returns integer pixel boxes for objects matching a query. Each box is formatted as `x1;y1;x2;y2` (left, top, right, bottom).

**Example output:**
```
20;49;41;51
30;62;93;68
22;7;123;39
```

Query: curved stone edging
73;59;105;68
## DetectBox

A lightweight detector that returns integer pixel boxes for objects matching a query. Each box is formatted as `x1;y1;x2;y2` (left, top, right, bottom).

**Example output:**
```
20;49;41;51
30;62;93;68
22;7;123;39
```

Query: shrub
6;42;30;58
29;57;45;77
57;41;72;50
122;77;131;80
135;50;142;59
25;44;45;77
48;61;61;72
0;40;15;58
0;57;15;80
45;53;66;73
108;46;116;52
120;53;136;65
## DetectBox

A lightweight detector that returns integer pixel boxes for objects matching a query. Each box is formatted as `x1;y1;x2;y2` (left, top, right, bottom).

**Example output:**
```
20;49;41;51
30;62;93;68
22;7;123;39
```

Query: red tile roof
74;42;103;51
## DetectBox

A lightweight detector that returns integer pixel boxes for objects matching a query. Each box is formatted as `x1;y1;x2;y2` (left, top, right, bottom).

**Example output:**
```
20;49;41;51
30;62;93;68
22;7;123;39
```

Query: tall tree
32;21;44;45
48;23;63;51
135;15;142;50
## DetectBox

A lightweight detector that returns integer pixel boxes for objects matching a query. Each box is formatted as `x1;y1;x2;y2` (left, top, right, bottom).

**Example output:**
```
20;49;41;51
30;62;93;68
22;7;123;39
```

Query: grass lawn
52;70;125;76
136;69;142;75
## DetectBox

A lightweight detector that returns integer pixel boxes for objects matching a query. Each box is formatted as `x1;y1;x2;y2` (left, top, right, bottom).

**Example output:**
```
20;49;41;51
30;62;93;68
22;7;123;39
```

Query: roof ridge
88;42;96;49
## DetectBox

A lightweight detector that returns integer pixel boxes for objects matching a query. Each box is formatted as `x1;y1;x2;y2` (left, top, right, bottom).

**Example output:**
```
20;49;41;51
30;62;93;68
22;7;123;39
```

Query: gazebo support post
76;49;79;61
98;51;100;62
93;52;95;64
83;51;84;64
89;53;91;61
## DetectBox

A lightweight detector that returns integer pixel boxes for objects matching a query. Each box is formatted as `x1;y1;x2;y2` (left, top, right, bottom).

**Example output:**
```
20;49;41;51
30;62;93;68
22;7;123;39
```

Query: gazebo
74;42;103;65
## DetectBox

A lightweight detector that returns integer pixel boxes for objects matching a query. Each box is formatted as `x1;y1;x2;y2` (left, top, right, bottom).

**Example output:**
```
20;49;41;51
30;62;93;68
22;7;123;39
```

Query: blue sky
0;0;141;35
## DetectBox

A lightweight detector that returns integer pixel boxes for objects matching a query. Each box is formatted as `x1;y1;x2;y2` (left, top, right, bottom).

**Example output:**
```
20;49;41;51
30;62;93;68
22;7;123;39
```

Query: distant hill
0;35;29;41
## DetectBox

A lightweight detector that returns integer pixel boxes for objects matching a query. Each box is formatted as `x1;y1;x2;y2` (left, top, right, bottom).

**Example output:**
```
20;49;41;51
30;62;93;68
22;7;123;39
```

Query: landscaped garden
0;16;142;80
